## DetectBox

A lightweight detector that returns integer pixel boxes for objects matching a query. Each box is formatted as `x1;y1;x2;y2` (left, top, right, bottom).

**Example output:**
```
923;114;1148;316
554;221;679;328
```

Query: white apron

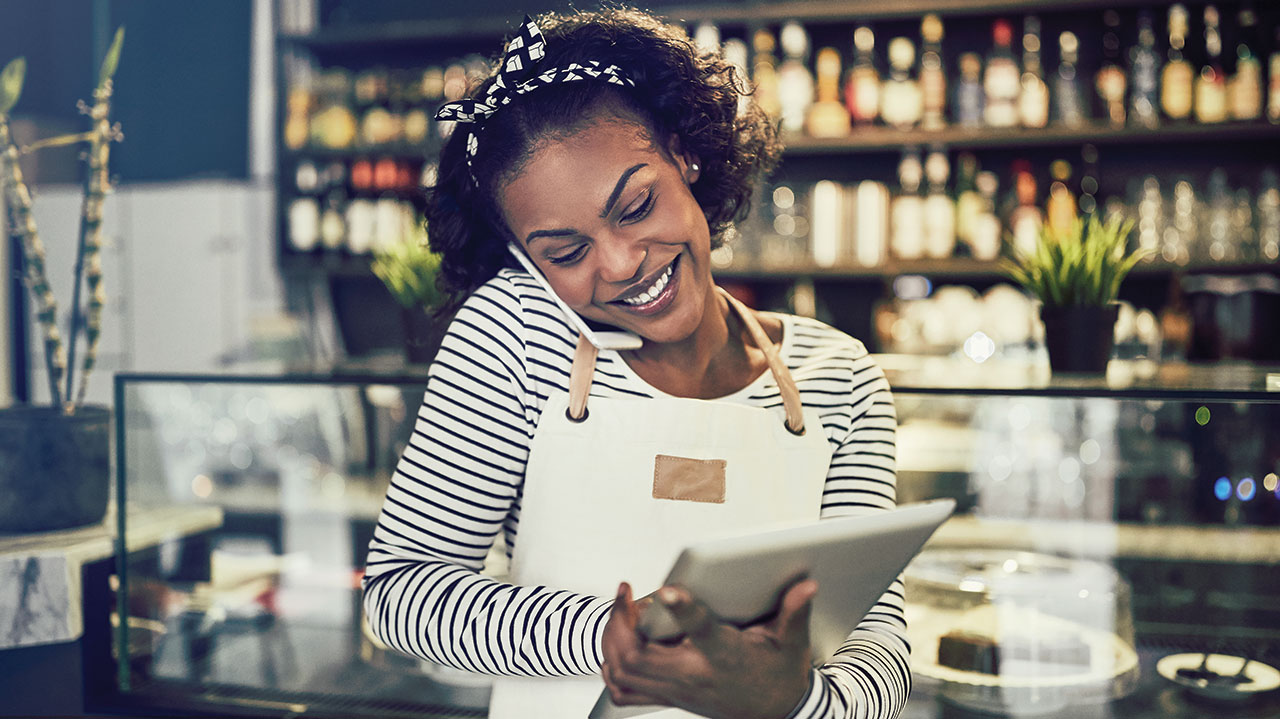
487;289;832;719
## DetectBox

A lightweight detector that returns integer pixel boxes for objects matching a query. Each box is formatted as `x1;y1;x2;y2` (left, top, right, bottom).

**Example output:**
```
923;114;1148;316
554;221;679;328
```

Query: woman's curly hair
425;6;782;309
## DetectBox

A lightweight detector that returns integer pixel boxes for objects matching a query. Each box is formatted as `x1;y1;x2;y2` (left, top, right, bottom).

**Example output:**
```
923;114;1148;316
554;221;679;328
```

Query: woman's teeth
620;262;674;305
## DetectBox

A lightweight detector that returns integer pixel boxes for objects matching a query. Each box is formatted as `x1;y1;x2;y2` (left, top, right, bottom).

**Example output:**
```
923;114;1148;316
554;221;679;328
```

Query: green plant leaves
1001;212;1147;307
99;27;125;86
0;57;26;115
371;239;443;309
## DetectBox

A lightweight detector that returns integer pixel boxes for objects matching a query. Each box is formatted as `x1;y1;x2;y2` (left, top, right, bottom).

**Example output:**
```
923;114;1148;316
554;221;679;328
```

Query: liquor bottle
320;190;347;251
1271;28;1280;124
752;29;783;124
881;38;923;129
693;22;720;56
983;19;1020;128
1229;7;1263;121
844;26;881;126
919;15;947;130
955;53;984;127
807;47;852;137
891;151;925;260
810;180;844;268
954;153;981;251
1019;16;1049;129
971;171;1002;261
1161;4;1194;121
1194;6;1227;124
1136;176;1164;260
854;181;890;267
923;150;956;259
1046;159;1077;236
1053;32;1087;127
1079;144;1100;216
1096;10;1128;127
1130;11;1161;128
1203;168;1232;261
1258;169;1280;260
1008;161;1043;257
777;21;815;135
287;197;320;251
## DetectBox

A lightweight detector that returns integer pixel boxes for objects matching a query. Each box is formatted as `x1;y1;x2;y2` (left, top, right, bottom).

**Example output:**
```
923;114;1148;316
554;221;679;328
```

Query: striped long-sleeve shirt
363;269;907;719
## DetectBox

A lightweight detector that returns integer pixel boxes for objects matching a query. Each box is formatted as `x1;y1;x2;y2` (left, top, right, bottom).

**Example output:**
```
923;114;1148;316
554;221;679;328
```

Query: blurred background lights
1236;477;1256;502
1213;476;1232;501
1265;473;1279;493
191;474;213;499
963;331;996;363
1195;406;1211;425
892;275;932;301
1079;439;1102;465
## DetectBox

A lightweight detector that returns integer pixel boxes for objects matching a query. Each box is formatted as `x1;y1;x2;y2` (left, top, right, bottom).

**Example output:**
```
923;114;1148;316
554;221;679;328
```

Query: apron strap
718;288;806;436
564;289;806;434
567;333;598;422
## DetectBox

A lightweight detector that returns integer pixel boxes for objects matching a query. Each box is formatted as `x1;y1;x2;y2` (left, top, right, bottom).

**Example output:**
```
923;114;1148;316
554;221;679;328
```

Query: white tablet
590;498;956;719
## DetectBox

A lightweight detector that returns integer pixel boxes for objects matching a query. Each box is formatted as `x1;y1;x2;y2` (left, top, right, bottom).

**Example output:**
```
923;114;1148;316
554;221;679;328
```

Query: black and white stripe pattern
363;269;906;719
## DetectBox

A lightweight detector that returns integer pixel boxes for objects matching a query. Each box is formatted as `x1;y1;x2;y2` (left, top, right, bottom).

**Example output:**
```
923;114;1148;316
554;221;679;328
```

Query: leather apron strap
565;288;806;434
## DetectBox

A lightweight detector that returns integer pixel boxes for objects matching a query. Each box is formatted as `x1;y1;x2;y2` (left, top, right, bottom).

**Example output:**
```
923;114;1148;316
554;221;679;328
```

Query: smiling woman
362;8;906;719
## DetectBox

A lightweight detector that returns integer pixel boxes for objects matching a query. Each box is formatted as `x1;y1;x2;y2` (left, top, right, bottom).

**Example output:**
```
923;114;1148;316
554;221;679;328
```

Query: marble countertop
0;503;222;651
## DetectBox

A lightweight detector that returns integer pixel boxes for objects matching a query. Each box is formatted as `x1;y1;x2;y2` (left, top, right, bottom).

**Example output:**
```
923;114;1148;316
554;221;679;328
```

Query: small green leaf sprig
371;234;443;311
1001;214;1149;308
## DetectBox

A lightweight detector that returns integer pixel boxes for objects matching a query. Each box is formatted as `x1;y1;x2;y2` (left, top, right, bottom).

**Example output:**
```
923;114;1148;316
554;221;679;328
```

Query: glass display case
110;359;1280;718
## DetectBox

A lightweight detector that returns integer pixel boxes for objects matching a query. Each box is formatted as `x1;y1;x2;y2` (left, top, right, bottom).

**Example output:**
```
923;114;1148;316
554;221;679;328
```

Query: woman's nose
594;237;646;284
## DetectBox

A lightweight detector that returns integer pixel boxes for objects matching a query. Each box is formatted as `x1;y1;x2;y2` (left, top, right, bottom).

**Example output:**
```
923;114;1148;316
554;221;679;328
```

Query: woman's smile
609;254;680;315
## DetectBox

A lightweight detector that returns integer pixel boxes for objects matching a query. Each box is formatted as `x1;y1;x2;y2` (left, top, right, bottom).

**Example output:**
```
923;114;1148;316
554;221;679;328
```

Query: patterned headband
434;16;636;185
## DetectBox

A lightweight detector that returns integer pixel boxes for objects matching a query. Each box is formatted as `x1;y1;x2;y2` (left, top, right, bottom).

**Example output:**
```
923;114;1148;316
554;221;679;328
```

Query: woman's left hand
601;578;818;719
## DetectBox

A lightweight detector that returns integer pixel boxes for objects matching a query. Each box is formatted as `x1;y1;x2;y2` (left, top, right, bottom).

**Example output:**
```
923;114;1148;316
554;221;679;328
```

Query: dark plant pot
0;404;111;533
402;306;444;365
1040;304;1120;374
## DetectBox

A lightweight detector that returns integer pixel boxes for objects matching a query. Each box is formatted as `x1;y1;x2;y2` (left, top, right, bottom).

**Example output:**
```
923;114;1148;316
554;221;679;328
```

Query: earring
690;162;700;173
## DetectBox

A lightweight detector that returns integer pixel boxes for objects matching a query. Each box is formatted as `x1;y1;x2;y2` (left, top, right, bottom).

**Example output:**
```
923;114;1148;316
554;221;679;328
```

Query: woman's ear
665;134;701;184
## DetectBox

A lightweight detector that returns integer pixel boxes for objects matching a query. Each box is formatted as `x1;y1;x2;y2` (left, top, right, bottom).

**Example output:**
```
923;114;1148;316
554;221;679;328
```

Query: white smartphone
507;241;644;351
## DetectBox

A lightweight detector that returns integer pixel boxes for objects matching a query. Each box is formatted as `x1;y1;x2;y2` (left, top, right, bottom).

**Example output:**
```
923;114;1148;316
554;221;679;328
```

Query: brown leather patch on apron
652;455;727;503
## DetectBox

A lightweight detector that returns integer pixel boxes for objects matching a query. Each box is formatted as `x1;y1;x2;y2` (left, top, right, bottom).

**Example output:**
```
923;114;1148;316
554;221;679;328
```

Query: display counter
106;358;1279;717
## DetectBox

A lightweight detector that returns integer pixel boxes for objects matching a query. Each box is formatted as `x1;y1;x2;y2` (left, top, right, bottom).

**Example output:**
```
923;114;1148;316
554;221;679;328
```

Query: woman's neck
621;286;768;399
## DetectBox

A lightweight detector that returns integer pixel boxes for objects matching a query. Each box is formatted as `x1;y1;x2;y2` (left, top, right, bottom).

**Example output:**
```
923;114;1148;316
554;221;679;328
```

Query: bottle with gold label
1229;7;1262;121
777;21;815;135
1194;5;1227;124
753;29;783;124
881;37;923;130
983;19;1019;128
844;27;880;126
1130;11;1161;128
1161;4;1194;121
919;15;947;129
891;151;925;260
808;47;851;137
1046;159;1077;236
1019;16;1049;129
1096;11;1127;127
1270;28;1280;124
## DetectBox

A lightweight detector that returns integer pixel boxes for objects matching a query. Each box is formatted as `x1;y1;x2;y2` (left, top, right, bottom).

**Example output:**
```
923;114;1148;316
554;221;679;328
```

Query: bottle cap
888;37;915;69
992;19;1013;47
921;14;943;43
780;21;808;59
854;26;875;53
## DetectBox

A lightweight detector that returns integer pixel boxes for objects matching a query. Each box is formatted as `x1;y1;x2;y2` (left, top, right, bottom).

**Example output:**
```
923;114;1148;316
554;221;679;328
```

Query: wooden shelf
279;0;1167;50
782;121;1280;155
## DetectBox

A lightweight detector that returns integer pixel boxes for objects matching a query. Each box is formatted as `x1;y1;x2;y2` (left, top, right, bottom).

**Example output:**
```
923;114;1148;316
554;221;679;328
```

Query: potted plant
0;29;125;533
1001;213;1148;373
371;235;446;364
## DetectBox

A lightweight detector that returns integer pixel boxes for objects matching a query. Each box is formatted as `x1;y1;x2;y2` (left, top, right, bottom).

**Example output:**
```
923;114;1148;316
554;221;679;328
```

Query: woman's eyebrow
601;163;648;218
525;228;578;247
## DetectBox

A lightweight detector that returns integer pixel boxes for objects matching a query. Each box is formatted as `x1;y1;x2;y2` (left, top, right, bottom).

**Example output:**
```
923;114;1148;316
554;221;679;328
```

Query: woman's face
498;117;712;345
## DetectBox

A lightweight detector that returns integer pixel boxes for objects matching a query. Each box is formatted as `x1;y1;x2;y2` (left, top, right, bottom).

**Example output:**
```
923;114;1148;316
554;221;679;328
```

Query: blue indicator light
1237;477;1256;502
1214;477;1232;501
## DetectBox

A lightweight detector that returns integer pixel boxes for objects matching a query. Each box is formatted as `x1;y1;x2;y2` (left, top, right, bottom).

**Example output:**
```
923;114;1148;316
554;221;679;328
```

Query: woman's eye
548;245;588;265
621;192;654;223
